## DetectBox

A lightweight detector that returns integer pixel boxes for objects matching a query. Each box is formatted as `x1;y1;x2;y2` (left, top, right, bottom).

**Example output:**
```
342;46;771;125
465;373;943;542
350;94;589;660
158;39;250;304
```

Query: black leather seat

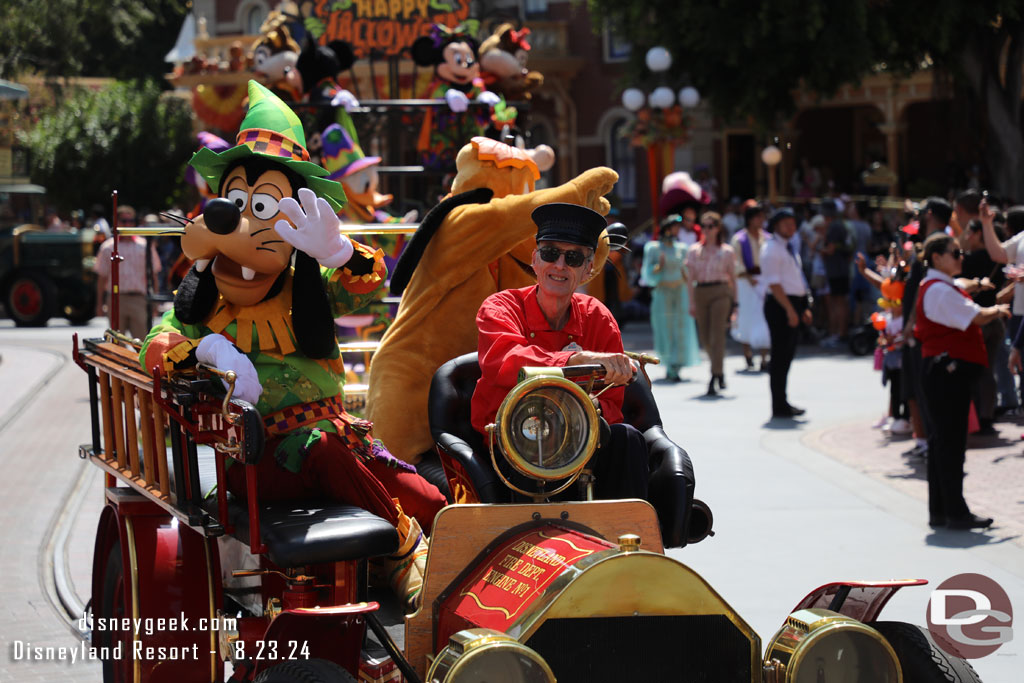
428;352;697;547
197;451;399;568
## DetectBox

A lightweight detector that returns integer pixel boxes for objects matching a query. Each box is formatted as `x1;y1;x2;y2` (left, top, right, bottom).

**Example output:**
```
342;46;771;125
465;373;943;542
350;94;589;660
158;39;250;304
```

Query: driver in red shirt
471;203;649;499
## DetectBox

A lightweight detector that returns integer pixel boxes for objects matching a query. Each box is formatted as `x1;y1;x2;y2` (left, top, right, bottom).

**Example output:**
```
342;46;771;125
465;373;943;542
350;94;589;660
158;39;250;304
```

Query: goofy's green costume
139;81;442;610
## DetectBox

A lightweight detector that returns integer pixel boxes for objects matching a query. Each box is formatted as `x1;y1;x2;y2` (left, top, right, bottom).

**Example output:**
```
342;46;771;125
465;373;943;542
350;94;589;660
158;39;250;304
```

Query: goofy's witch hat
188;80;347;211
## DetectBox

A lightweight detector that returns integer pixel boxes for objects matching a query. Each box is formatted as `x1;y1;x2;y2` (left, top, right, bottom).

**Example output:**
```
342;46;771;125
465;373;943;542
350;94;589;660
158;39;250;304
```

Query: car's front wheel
873;621;983;683
6;270;55;326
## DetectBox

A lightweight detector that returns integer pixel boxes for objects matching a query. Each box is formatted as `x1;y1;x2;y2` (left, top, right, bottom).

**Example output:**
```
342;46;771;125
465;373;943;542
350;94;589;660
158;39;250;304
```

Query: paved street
0;316;1021;681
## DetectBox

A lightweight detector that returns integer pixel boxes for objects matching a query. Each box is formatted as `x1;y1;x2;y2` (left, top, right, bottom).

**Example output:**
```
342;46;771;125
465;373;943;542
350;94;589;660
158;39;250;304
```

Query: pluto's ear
291;250;336;359
174;264;219;324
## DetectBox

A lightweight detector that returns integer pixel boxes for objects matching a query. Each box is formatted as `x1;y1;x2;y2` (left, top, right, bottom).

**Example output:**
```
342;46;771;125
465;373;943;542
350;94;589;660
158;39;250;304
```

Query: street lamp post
761;144;782;205
621;47;701;225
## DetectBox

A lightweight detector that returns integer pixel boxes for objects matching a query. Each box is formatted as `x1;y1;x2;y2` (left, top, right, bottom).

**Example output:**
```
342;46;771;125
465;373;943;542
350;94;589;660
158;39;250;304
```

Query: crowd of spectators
618;176;1024;530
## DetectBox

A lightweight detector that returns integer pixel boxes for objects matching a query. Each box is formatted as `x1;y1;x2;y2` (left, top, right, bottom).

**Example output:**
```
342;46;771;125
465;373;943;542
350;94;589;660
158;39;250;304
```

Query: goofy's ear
291;250;336;358
175;264;219;324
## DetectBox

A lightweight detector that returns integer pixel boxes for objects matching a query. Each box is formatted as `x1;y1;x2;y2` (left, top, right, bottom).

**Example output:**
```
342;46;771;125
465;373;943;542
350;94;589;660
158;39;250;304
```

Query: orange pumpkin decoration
880;277;905;302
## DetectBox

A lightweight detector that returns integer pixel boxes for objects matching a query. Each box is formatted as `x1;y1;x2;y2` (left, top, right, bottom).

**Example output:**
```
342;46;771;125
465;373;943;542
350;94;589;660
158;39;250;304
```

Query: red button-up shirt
471;286;625;436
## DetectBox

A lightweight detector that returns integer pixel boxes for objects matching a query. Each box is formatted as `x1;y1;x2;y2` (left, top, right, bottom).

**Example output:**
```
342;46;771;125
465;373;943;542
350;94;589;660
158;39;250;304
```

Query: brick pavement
803;412;1024;548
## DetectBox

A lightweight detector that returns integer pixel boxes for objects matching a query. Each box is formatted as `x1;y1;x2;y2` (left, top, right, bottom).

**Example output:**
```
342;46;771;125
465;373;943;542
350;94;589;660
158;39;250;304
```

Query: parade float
75;316;977;681
69;8;982;683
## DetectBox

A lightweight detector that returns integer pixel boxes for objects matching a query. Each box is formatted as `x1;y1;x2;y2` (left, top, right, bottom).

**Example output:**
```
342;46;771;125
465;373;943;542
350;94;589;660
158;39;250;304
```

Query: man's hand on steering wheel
568;351;634;386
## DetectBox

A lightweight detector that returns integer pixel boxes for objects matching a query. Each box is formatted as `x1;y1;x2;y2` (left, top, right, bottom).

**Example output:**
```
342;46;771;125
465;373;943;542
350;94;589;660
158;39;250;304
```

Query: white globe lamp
648;86;675;109
678;86;700;108
645;46;672;72
621;88;646;112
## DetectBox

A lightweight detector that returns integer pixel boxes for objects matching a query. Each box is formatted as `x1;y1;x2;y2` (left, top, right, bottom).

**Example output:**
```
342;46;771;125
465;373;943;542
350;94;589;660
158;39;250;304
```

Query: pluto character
366;136;618;465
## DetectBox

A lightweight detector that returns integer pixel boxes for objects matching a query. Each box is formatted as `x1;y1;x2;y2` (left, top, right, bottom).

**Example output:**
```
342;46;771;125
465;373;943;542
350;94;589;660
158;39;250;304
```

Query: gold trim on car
764;608;902;683
506;547;762;679
124;516;141;683
492;375;599;482
427;628;555;683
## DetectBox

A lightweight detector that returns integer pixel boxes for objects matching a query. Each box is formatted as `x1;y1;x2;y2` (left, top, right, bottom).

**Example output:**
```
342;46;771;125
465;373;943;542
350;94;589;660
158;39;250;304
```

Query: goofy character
139;81;444;611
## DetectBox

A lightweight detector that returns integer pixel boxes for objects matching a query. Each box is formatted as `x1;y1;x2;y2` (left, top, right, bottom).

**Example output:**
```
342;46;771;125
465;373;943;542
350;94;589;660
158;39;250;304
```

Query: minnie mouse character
411;23;499;111
411;23;500;170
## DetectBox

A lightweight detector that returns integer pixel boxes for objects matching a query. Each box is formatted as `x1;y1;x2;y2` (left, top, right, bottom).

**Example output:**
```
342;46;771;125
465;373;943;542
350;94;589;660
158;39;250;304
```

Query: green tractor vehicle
0;183;98;326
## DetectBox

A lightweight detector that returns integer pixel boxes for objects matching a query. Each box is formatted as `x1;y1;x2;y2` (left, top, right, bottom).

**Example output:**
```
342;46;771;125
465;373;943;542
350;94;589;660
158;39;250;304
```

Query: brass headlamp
427;628;555;683
763;609;902;683
486;368;600;499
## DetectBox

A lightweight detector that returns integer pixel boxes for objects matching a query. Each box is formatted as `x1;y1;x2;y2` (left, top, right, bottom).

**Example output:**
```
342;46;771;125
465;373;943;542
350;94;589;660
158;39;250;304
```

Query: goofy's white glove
445;88;469;113
330;88;360;112
274;188;354;268
196;334;262;404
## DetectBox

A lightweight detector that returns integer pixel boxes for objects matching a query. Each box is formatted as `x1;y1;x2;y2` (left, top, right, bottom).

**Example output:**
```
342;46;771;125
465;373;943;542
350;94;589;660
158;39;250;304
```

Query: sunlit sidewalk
805;414;1024;548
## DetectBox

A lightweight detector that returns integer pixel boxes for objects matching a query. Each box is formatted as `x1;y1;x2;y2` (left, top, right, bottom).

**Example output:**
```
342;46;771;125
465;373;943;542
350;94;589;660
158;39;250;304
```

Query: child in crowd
872;278;911;435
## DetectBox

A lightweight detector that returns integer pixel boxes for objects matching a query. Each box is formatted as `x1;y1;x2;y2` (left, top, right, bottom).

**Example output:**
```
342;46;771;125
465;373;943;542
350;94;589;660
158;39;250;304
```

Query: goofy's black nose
203;198;240;235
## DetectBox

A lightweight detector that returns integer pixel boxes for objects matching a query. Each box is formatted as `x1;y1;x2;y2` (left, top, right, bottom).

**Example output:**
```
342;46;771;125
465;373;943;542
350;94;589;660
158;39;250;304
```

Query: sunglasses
538;245;589;268
945;248;964;259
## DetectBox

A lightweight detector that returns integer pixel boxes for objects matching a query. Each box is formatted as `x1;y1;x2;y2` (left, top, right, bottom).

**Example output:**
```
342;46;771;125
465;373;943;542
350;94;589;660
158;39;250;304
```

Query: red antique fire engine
73;327;982;682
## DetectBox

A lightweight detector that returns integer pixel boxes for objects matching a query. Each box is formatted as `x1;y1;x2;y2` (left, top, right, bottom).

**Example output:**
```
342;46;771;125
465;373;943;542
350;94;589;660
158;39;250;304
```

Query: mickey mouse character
411;23;500;169
294;38;361;167
140;81;444;611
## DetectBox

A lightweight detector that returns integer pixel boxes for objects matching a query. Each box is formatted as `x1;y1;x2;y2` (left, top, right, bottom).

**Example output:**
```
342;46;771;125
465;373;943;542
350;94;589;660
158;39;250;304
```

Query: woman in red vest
914;233;1010;530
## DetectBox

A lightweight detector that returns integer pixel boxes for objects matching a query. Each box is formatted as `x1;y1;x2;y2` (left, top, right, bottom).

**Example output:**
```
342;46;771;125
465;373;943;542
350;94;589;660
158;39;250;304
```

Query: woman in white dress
730;202;771;370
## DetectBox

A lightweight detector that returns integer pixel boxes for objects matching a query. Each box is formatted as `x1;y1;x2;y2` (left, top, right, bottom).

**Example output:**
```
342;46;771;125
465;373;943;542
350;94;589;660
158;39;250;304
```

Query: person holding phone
915;232;1009;530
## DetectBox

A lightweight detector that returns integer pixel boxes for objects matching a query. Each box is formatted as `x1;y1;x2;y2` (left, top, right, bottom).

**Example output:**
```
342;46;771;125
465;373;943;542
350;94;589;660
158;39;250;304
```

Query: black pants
591;423;650;499
887;369;907;419
971;319;1004;422
764;295;808;413
921;355;982;520
901;342;934;438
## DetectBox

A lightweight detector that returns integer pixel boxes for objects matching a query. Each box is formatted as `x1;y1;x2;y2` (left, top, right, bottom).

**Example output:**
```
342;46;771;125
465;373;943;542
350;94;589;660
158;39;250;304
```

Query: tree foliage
0;0;189;80
19;80;195;213
587;0;1024;197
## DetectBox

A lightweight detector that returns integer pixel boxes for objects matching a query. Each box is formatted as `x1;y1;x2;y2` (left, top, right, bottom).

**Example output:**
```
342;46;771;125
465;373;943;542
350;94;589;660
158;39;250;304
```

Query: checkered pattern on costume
264;394;346;435
263;394;375;461
237;128;310;162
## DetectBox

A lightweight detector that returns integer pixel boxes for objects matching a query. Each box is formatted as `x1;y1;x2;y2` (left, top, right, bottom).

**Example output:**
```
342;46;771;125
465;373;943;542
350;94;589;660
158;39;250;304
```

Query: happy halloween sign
308;0;472;57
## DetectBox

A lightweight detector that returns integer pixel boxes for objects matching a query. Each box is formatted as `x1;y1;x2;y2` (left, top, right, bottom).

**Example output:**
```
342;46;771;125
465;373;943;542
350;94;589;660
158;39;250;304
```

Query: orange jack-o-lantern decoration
880;277;905;302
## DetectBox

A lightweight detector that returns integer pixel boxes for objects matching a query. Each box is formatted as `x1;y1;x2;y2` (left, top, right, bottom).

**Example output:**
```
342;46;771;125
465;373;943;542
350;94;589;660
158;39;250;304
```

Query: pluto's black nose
203;198;240;235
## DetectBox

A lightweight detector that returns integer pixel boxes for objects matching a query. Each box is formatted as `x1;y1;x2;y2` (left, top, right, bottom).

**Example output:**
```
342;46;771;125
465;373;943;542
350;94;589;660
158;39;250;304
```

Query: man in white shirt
981;199;1024;317
761;207;814;419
